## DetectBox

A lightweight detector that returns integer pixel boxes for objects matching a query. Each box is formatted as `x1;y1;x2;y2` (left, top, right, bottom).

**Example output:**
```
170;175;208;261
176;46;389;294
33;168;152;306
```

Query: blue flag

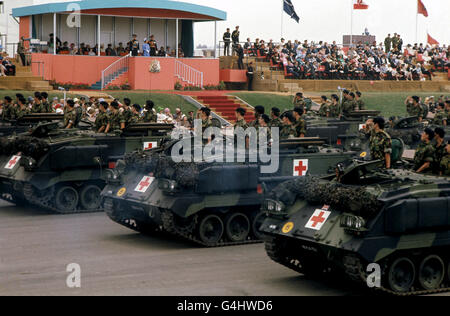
284;0;300;23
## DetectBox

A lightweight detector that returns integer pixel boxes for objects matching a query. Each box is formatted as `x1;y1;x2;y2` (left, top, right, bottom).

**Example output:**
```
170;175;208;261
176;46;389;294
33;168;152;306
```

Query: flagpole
350;0;353;47
281;0;284;40
415;1;418;43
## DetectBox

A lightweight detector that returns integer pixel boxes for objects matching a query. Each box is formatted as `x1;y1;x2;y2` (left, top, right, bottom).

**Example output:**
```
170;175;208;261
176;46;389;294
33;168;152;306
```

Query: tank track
160;210;262;248
343;255;450;296
264;237;306;275
22;183;102;215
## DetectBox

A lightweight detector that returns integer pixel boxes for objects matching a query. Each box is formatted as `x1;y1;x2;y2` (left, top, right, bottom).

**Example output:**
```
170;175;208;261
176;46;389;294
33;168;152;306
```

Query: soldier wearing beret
293;107;306;138
355;91;366;111
318;96;330;117
64;99;77;129
368;117;392;169
414;128;435;173
433;128;446;174
293;92;306;109
11;97;30;120
439;141;450;176
95;101;109;133
105;101;126;133
249;106;265;129
280;112;297;139
234;108;248;130
270;107;283;128
143;100;157;123
129;104;143;124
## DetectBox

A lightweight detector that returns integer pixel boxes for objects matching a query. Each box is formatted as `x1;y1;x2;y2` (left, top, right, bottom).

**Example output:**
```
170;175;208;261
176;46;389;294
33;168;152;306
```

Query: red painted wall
219;69;247;82
19;17;31;49
31;54;219;90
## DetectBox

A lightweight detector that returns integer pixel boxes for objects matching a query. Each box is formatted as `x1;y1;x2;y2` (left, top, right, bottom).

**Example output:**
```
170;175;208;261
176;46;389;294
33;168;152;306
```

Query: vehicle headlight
21;157;37;171
158;179;178;193
104;169;120;183
340;214;366;230
264;199;285;213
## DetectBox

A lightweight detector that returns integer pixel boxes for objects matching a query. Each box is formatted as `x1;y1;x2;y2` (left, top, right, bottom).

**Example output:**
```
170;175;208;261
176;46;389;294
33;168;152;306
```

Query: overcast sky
190;0;449;47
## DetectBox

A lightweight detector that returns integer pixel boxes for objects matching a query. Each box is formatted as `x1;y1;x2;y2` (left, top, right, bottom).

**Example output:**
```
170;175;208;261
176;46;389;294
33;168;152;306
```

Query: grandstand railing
101;52;131;90
175;60;204;89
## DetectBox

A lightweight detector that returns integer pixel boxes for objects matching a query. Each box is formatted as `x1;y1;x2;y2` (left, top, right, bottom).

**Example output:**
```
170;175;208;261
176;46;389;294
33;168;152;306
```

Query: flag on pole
418;0;428;17
353;0;369;10
284;0;300;23
427;33;439;46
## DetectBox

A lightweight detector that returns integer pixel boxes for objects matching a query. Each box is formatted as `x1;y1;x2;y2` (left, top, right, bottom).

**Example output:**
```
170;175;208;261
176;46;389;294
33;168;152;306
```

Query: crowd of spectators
242;35;449;81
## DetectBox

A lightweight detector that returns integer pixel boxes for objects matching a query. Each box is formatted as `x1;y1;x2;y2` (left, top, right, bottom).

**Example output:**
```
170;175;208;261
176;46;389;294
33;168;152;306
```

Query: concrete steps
196;95;255;124
0;75;51;90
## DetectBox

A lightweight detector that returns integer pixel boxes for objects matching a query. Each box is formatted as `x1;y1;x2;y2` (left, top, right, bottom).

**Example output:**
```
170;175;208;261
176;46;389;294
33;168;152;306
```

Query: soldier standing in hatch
318;96;330;117
64;99;77;129
249;106;265;129
41;92;51;113
1;96;13;121
143;100;157;123
31;92;44;113
95;101;109;133
122;98;133;125
293;107;306;138
105;101;126;133
432;103;447;126
407;96;424;122
293;92;306;109
280;112;297;139
414;128;435;173
440;141;450;176
341;92;357;117
270;107;283;128
11;97;30;120
355;91;366;111
234;108;248;130
433;128;446;174
200;107;212;144
129;104;143;124
368;117;392;169
223;28;231;56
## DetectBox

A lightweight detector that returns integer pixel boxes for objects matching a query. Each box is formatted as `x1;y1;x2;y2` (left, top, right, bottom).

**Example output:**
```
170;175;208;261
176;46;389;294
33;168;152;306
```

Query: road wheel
418;255;445;290
251;211;267;240
80;185;102;211
55;186;79;213
225;212;250;242
198;215;224;246
387;257;416;293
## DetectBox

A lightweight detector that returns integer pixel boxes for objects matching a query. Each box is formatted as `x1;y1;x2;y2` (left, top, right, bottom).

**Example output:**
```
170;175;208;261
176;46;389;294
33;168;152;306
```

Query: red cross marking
8;156;19;168
310;211;326;228
137;177;152;191
295;161;307;176
145;143;153;150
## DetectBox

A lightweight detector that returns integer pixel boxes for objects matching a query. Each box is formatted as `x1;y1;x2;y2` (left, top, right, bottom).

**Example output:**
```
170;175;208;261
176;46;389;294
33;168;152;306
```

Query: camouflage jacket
129;113;142;124
10;106;30;120
143;110;157;123
108;111;126;131
269;118;283;128
64;109;77;128
356;99;366;110
432;110;447;126
234;119;248;130
293;98;306;109
1;103;12;120
440;154;450;176
341;100;356;116
414;141;435;170
433;142;447;173
95;111;109;131
249;119;260;129
408;105;424;118
294;118;307;137
318;103;329;117
32;103;45;114
328;105;339;117
280;124;296;139
42;101;52;113
122;108;133;124
369;130;392;161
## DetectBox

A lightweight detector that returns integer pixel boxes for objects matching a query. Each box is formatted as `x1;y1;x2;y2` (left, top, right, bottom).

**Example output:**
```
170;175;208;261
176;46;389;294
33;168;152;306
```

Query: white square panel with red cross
293;159;309;176
305;209;332;231
134;176;155;193
4;155;21;170
143;142;158;151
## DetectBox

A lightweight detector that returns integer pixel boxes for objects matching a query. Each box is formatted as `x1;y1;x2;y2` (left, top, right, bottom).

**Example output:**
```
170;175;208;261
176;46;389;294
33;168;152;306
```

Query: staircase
90;67;128;90
196;95;255;124
0;65;52;90
90;53;131;90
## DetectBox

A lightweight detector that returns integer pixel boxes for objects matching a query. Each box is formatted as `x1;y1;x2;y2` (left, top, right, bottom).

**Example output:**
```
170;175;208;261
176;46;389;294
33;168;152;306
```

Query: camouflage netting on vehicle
0;136;50;160
269;177;382;218
124;150;210;188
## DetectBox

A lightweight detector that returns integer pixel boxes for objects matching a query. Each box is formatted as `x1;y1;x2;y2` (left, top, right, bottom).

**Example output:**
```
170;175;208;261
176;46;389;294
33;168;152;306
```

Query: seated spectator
105;44;117;56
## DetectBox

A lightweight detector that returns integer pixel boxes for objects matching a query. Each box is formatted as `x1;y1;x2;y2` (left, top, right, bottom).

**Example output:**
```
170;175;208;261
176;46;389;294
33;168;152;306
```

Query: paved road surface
0;200;363;296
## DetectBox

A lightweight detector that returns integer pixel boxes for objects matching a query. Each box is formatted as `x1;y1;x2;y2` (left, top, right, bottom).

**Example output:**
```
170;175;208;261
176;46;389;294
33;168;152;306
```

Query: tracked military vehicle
260;158;450;296
0;113;65;137
102;136;361;247
0;122;173;213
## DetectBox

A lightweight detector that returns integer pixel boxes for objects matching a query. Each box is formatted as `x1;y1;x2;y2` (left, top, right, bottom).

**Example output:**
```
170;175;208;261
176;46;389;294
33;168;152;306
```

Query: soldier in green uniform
269;107;283;128
105;101;126;133
439;141;450;176
234;108;248;130
258;114;272;144
391;33;399;52
293;107;306;137
355;91;366;110
129;104;143;124
318;96;330;117
41;92;52;113
122;98;133;125
341;92;357;117
200;107;213;144
280;112;297;139
432;103;447;126
143;100;157;123
384;34;392;53
328;94;340;118
368;117;392;169
433;128;446;174
95;101;109;133
63;99;77;129
408;96;424;122
249;106;265;129
10;97;30;120
1;96;14;121
293;92;306;109
414;128;435;173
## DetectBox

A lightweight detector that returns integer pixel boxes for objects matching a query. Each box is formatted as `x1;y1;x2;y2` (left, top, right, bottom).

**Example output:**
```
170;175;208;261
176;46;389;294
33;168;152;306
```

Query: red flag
354;0;369;10
418;0;428;17
427;34;439;46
